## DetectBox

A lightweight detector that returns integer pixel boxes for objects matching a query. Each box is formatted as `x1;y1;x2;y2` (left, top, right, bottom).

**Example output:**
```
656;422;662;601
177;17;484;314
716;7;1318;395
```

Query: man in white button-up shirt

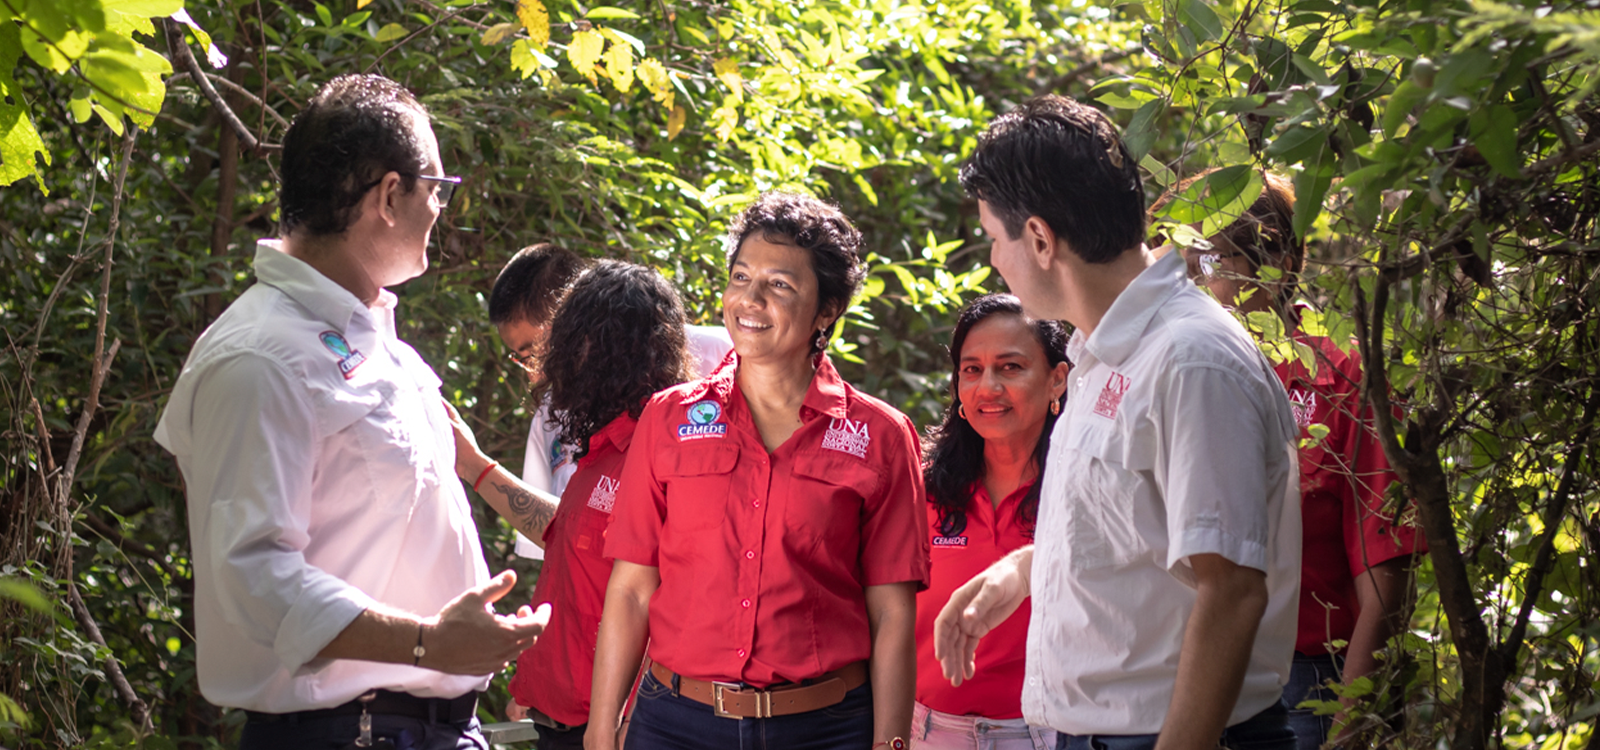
933;96;1301;750
154;74;547;749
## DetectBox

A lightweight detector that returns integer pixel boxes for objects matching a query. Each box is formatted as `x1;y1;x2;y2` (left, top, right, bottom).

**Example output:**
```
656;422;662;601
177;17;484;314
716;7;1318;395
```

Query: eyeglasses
414;174;462;209
507;348;542;374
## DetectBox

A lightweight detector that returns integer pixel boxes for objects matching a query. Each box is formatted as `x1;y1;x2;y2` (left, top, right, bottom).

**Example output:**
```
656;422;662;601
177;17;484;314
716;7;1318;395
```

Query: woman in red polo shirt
1167;170;1426;748
914;294;1066;749
457;261;692;750
586;192;929;750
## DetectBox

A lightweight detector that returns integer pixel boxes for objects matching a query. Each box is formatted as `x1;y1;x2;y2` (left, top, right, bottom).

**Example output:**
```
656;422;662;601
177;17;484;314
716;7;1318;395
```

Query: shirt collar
252;239;397;354
1083;248;1187;368
678;352;848;421
578;412;639;469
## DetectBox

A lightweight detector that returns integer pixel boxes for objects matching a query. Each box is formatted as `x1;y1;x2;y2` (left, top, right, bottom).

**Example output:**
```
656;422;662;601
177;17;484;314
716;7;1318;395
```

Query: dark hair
923;294;1069;537
1155;168;1303;310
542;261;692;457
489;244;588;325
959;95;1145;264
725;192;866;354
279;74;432;238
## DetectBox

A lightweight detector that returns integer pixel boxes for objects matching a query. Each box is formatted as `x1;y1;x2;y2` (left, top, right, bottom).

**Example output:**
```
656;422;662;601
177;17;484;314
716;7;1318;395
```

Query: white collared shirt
154;240;491;713
1022;249;1302;734
512;324;731;559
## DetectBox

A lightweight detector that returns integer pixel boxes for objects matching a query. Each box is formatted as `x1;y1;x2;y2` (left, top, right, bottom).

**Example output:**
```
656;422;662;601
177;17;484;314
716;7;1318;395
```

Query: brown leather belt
648;661;867;719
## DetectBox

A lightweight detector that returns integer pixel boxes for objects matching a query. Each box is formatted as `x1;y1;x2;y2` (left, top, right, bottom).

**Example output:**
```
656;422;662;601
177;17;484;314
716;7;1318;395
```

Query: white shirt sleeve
187;354;378;672
513;405;559;560
1156;362;1272;578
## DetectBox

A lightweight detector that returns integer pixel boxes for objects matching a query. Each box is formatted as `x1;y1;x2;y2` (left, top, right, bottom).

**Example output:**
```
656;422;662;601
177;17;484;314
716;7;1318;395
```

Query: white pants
910;701;1057;750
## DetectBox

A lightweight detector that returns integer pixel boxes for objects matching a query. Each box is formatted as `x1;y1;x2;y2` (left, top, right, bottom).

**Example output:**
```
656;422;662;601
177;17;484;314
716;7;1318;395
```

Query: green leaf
1292;161;1335;240
314;3;333;26
0;578;69;626
1469;104;1521;178
374;23;409;42
1265;125;1327;164
481;22;519;45
1177;0;1224;42
0;102;52;188
1383;80;1427;138
1123;97;1165;161
586;7;642;20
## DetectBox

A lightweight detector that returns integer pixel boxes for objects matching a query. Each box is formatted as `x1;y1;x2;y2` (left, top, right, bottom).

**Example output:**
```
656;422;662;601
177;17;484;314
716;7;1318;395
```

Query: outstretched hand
933;546;1033;687
423;570;549;675
440;398;490;480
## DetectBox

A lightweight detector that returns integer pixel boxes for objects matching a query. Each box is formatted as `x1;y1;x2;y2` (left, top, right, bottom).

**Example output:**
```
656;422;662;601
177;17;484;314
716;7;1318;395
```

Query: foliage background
2;0;1599;747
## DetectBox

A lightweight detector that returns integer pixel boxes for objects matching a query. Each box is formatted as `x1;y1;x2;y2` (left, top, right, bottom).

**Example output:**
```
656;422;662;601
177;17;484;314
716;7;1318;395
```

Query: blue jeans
624;670;874;750
240;712;486;750
1053;702;1294;750
1282;652;1343;750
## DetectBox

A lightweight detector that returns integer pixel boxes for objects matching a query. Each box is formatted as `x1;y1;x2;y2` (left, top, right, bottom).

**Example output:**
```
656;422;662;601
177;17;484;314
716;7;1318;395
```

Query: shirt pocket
1062;422;1156;573
348;383;426;518
786;451;882;546
662;443;741;531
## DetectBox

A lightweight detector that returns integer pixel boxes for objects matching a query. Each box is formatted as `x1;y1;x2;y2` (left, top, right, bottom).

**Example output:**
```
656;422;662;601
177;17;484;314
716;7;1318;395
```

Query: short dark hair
959;95;1145;264
725;192;866;354
489;244;588;325
278;74;431;238
542;261;691;456
923;294;1068;536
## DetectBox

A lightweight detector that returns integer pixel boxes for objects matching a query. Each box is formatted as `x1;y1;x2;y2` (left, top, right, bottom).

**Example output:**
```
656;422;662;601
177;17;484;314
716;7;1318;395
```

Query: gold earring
959;404;968;420
1050;399;1061;415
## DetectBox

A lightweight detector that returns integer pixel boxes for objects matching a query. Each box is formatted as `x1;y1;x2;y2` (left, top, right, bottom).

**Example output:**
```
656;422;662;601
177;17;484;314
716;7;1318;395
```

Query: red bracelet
472;461;499;493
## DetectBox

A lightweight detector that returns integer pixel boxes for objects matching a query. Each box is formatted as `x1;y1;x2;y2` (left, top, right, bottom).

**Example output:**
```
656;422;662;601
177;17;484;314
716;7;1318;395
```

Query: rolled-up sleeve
188;354;377;673
1158;363;1272;574
859;414;931;590
605;395;667;567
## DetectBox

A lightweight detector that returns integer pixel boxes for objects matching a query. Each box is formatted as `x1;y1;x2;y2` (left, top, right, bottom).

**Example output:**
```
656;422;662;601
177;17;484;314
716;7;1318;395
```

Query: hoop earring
813;329;827;352
959;404;968;420
1050;399;1061;416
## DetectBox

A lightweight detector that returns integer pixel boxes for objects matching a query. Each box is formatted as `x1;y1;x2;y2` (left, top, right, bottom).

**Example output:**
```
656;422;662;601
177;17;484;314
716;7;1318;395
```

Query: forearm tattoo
492;480;556;539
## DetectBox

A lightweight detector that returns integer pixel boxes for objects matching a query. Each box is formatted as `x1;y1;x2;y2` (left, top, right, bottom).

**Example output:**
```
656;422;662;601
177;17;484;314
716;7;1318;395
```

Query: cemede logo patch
932;534;969;548
822;417;870;459
319;331;366;379
677;400;727;441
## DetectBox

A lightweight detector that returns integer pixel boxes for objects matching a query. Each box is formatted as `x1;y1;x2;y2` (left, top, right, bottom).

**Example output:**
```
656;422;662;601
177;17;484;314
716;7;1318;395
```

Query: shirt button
753;500;761;508
741;598;751;608
737;648;747;658
744;550;756;560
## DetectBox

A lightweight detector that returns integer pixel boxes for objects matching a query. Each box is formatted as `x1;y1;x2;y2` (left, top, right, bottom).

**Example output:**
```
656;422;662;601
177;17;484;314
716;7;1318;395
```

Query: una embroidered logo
587;475;619;513
677;399;728;440
318;331;367;379
1093;372;1132;419
821;417;870;458
1289;389;1318;429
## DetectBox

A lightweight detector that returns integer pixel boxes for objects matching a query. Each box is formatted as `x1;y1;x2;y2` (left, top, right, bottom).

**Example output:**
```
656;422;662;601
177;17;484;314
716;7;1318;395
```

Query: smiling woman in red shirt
586;192;930;750
456;261;693;750
914;294;1067;750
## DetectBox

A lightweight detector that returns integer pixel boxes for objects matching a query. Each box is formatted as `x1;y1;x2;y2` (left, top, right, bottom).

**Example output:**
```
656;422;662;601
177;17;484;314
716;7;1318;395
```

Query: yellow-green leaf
603;35;634;92
586;6;640;20
666;104;686;140
638;57;672;105
356;0;372;7
713;57;743;102
0;103;51;188
711;97;739;141
568;28;604;84
510;39;539;79
517;0;550;49
374;23;408;43
481;22;519;46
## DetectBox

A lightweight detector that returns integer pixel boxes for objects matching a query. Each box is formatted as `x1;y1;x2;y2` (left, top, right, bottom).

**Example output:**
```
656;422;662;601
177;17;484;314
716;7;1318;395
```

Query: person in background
487;245;732;561
452;261;693;749
914;293;1067;750
1166;169;1425;749
587;192;929;750
934;95;1302;750
153;73;546;750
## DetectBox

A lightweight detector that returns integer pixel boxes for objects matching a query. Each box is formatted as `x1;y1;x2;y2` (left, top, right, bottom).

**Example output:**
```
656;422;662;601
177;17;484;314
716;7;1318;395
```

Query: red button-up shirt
1275;335;1426;655
915;483;1034;719
606;353;930;688
509;413;637;726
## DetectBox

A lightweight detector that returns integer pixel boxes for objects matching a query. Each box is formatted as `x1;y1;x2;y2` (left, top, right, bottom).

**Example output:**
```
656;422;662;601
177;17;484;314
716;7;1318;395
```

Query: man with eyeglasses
155;74;547;750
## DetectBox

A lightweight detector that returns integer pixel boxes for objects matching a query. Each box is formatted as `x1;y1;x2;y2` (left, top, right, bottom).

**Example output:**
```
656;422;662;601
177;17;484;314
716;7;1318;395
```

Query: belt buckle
711;682;773;719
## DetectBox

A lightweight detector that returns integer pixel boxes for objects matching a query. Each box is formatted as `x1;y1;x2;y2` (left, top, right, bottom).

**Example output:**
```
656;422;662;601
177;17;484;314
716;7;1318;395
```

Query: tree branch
162;19;272;154
67;583;152;732
168;71;290;129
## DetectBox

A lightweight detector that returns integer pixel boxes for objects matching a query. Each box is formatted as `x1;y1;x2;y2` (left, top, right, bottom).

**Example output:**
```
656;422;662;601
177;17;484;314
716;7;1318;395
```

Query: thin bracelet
472;461;499;493
412;622;427;667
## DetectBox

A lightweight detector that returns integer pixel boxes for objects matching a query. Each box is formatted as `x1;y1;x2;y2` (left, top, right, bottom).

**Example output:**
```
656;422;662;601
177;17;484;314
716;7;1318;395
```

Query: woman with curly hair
913;294;1067;749
454;260;692;750
587;192;930;750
